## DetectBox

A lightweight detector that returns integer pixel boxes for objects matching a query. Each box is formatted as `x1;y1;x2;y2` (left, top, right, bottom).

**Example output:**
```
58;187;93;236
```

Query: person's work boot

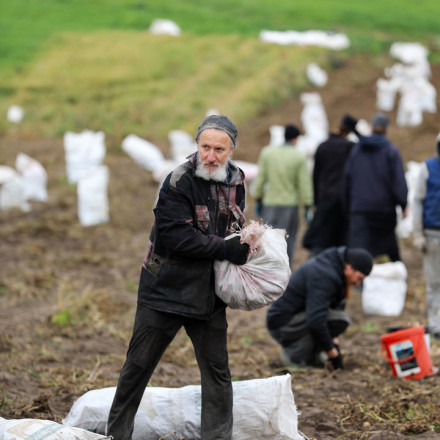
280;350;307;369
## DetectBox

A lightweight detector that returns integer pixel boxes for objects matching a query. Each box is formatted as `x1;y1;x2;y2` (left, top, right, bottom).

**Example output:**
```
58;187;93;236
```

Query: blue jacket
342;133;408;214
423;157;440;229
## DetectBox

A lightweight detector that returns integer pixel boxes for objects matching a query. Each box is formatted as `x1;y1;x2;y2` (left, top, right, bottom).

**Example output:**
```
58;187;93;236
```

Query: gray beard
195;156;229;182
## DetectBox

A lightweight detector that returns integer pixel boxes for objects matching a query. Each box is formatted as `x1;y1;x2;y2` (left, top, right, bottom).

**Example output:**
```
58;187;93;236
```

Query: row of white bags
63;374;303;440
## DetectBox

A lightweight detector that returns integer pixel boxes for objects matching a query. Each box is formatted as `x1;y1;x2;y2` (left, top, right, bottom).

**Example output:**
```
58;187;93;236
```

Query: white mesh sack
214;222;291;311
63;374;303;440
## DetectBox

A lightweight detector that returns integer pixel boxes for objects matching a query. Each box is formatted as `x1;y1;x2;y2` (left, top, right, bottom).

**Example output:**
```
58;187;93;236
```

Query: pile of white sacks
376;42;437;127
0;375;304;440
0;153;47;212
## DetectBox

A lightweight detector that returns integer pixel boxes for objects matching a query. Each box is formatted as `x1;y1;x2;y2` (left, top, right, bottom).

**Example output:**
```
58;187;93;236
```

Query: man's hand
329;353;344;370
224;236;250;265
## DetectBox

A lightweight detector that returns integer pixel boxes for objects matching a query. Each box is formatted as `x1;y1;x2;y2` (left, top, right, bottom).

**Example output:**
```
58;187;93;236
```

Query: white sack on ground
63;374;303;440
389;42;431;78
395;160;424;238
0;417;107;440
64;130;106;184
121;134;165;173
77;166;109;227
306;63;328;87
269;125;285;147
259;30;350;50
233;160;258;182
0;166;29;212
15;153;48;202
148;19;181;36
168;129;197;163
6;105;24;123
300;92;328;145
362;261;407;317
214;222;291;310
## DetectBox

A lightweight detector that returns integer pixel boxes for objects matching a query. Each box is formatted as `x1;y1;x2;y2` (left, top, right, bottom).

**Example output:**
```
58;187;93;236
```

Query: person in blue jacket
267;247;373;370
342;112;408;262
413;133;440;339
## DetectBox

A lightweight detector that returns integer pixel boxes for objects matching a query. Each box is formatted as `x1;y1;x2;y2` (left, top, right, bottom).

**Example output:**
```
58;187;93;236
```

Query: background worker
342;112;408;262
412;133;440;339
106;115;250;440
303;114;357;255
254;124;313;266
267;247;373;370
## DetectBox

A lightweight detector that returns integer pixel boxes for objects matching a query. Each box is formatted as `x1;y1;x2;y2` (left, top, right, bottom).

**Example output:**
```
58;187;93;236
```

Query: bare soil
1;53;439;440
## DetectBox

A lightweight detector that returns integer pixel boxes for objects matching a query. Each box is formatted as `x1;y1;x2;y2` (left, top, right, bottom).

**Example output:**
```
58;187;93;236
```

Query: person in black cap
267;246;373;370
254;123;313;266
107;114;249;440
342;112;408;262
303;114;358;256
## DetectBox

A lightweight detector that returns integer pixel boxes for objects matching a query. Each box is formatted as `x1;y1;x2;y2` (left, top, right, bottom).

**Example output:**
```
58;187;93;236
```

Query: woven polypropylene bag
214;225;291;310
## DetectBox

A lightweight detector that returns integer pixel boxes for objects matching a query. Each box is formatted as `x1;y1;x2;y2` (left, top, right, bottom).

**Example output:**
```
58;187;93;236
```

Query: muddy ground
1;54;440;439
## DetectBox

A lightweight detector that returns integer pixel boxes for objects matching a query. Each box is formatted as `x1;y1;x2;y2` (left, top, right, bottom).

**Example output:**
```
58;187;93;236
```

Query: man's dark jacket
267;247;347;352
138;152;246;319
342;133;408;214
313;133;354;204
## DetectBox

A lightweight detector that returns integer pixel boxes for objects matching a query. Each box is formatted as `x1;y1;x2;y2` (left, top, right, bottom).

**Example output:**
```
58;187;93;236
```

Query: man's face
344;264;366;286
197;129;234;174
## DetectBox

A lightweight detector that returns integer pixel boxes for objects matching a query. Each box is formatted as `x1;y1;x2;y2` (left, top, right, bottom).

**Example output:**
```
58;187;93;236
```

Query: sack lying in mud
0;417;108;440
214;222;291;310
362;261;407;316
63;374;303;440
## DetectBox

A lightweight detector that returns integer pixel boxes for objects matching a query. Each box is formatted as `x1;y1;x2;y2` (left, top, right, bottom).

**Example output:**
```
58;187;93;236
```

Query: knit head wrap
195;115;238;148
345;248;373;276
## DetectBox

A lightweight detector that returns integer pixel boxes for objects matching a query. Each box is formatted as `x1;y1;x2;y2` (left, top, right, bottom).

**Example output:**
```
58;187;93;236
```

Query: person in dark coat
106;115;250;440
303;115;357;255
342;113;408;262
267;247;373;369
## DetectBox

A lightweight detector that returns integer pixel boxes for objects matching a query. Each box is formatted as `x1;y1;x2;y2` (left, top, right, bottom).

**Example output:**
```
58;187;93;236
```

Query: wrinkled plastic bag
214;222;291;310
362;261;407;316
0;417;108;440
63;374;303;440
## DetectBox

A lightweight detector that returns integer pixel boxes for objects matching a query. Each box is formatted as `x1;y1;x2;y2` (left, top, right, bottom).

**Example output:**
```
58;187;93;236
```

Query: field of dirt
1;53;440;440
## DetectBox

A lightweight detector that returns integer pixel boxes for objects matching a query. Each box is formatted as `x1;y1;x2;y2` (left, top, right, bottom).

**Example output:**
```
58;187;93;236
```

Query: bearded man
106;115;249;440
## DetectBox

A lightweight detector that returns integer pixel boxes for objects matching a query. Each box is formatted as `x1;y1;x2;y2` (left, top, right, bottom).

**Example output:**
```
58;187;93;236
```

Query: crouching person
267;247;373;370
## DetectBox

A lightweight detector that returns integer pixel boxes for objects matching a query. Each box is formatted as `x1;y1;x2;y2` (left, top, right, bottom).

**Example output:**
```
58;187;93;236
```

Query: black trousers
106;305;232;440
268;309;351;365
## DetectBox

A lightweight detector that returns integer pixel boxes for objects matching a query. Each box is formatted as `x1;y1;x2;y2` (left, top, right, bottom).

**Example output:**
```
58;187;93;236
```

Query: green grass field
1;0;439;142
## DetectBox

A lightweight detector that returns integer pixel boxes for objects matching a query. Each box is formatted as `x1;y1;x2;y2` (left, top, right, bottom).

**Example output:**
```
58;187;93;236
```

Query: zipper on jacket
215;183;220;235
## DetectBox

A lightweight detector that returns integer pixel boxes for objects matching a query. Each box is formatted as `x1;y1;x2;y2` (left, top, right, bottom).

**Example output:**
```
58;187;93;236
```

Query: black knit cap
284;124;301;141
345;248;373;276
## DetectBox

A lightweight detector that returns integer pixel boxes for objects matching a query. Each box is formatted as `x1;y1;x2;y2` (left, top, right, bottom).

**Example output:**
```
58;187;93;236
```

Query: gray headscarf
195;114;238;148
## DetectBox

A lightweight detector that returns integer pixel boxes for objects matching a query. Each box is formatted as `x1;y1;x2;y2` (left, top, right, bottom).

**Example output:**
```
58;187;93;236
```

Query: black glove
224;236;250;265
329;353;344;370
